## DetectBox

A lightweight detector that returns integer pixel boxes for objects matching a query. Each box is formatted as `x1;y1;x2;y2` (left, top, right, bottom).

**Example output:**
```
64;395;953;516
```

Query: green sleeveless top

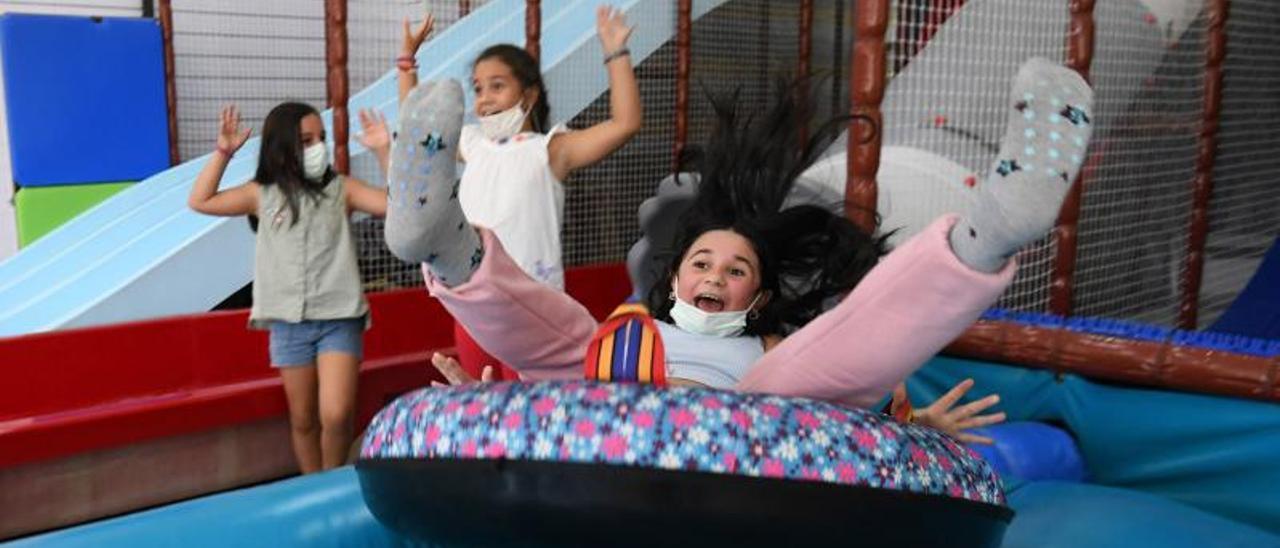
249;176;368;328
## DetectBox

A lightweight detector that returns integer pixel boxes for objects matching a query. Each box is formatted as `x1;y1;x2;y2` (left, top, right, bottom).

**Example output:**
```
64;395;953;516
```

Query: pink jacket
425;215;1014;408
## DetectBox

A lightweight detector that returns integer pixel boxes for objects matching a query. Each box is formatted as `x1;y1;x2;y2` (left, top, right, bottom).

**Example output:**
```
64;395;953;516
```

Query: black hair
646;81;890;337
474;44;550;133
253;101;336;227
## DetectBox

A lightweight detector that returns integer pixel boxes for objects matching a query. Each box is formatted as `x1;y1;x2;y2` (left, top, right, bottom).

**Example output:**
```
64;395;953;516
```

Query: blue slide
0;0;729;337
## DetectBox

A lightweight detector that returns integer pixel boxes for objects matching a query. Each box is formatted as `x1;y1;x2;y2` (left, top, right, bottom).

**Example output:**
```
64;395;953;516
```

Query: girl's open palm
596;5;632;54
355;109;390;151
900;379;1006;444
429;352;495;387
402;12;435;56
218;105;251;154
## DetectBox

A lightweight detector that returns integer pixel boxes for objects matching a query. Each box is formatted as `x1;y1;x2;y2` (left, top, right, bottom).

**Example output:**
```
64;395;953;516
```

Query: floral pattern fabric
361;381;1005;506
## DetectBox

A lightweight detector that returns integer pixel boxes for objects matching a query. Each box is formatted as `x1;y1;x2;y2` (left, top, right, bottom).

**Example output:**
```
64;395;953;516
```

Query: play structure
2;0;1279;545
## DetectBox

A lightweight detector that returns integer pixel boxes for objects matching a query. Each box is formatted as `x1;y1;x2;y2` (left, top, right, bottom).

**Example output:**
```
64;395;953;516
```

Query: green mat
15;182;134;247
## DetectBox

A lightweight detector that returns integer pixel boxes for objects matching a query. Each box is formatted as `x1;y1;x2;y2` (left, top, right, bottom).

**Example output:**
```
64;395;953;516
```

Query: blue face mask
669;289;763;338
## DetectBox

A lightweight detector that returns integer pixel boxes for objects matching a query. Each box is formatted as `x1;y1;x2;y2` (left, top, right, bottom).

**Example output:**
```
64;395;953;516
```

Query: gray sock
384;79;483;286
950;57;1095;272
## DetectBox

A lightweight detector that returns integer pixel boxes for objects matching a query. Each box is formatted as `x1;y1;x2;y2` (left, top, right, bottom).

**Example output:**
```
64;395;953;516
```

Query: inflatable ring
357;381;1010;547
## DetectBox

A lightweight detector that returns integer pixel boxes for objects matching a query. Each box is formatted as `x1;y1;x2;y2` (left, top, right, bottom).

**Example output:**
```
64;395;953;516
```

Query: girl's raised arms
345;108;391;217
547;5;641;181
188;105;258;216
398;13;436;105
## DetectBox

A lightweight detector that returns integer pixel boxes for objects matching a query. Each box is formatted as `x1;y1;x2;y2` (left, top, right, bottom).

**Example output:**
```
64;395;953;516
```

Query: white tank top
459;124;567;289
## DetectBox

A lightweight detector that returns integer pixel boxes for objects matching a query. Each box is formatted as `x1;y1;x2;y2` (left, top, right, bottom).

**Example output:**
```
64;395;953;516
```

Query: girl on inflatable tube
384;57;1093;424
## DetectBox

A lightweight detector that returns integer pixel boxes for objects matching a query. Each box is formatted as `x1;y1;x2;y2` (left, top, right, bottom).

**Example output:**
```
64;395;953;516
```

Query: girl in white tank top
395;7;643;379
396;7;641;288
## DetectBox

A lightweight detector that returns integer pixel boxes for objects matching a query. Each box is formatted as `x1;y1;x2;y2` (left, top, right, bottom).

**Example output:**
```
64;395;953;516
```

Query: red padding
0;262;631;467
566;262;633;321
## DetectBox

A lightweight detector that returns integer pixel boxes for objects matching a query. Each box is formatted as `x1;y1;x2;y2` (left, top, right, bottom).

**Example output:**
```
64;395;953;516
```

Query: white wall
0;1;143;261
0;38;13;260
0;0;141;17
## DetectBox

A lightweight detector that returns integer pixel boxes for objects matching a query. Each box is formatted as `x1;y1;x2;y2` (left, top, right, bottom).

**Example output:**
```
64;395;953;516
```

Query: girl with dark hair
387;58;1092;436
188;102;392;473
389;7;642;381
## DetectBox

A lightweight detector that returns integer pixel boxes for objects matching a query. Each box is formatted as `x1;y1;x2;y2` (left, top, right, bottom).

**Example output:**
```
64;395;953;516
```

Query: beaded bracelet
396;55;418;72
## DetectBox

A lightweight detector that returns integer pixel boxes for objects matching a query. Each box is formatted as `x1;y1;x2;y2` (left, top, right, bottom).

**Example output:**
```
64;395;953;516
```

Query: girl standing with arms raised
390;6;641;380
189;103;391;473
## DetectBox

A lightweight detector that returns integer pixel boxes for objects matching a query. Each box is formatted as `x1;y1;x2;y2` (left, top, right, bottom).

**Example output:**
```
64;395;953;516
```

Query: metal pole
526;0;541;61
324;0;351;174
157;0;180;165
846;0;888;233
1180;0;1230;329
798;0;814;144
1047;0;1097;316
674;0;692;171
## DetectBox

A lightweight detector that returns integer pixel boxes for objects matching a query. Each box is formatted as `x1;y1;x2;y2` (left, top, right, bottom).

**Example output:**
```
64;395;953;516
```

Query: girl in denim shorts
188;101;391;473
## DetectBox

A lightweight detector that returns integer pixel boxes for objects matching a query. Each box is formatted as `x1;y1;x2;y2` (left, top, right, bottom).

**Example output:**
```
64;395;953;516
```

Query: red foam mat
0;262;630;467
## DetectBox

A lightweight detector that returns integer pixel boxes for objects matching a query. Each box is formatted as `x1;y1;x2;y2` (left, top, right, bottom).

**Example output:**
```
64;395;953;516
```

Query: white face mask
477;102;529;141
302;142;328;181
669;287;763;338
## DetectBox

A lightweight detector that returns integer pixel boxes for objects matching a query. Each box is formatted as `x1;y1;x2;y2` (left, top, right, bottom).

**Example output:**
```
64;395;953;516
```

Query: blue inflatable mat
1211;236;1280;339
910;356;1280;537
1003;481;1280;548
0;14;169;186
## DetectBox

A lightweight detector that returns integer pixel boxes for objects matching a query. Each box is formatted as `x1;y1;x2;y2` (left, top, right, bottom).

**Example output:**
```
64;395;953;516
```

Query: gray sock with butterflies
384;79;484;286
949;57;1095;273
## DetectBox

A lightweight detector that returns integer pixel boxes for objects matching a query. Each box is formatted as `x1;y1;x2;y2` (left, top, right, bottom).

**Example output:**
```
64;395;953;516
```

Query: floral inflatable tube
357;381;1011;547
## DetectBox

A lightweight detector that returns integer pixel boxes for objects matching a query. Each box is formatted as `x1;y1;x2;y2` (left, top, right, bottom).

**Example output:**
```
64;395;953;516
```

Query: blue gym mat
0;14;169;186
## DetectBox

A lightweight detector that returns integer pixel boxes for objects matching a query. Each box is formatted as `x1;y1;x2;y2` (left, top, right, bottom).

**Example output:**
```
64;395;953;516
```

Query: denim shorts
268;318;365;367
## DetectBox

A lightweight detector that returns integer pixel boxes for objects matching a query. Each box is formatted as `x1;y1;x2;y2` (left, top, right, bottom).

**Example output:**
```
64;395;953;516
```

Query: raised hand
217;105;251;154
596;5;632;55
355;108;390;151
401;12;436;57
901;379;1006;444
429;352;495;387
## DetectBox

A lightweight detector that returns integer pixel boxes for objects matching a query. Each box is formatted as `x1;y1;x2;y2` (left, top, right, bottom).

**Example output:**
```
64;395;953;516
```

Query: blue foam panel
1211;236;1280;340
969;422;1087;484
0;14;169;186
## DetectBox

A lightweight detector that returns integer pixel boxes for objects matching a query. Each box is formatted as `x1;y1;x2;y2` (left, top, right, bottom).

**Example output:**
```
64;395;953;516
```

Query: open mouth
693;293;725;312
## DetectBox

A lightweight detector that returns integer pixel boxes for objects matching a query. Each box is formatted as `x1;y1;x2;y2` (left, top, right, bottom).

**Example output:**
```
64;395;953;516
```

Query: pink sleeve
424;228;595;381
735;215;1014;408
